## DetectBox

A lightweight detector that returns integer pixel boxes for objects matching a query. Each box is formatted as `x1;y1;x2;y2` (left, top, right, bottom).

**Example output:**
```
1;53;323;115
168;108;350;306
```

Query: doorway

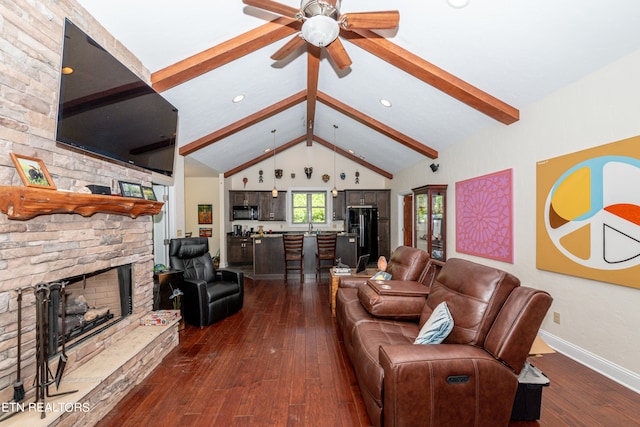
403;194;413;247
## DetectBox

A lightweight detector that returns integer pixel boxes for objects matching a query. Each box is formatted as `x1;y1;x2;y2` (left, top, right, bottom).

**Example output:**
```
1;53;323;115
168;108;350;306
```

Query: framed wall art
456;169;513;263
198;204;212;224
119;181;144;198
536;135;640;289
10;153;56;190
141;186;157;201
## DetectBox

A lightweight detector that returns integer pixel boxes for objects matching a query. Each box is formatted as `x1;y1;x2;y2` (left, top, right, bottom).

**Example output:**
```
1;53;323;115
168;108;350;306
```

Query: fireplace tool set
0;282;78;421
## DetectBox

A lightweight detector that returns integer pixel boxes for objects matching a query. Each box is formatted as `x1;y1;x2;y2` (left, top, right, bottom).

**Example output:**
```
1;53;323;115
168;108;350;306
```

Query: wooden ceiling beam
343;29;519;125
317;91;439;159
306;46;320;146
179;90;307;156
152;18;300;92
224;135;307;177
313;135;393;179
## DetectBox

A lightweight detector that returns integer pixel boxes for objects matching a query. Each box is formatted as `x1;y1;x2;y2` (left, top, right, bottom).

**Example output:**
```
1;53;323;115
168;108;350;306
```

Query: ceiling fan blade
326;38;352;70
242;0;300;18
341;11;400;30
271;34;306;61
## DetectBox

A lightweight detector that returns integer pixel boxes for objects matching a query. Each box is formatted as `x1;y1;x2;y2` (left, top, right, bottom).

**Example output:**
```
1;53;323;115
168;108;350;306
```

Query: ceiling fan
243;0;400;70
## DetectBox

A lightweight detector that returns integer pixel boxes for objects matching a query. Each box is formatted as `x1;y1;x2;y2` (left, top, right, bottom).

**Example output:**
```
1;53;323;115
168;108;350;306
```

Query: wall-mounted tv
56;19;178;177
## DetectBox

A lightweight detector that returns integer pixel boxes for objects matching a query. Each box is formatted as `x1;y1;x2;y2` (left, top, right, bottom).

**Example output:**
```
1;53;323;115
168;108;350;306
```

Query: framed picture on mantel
119;181;144;198
10;153;56;190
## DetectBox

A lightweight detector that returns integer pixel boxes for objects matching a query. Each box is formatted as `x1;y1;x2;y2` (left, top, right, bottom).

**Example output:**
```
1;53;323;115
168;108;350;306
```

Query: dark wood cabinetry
257;191;286;221
346;190;378;206
253;234;357;278
332;191;346;221
413;184;447;261
375;190;390;219
227;235;253;265
230;191;258;206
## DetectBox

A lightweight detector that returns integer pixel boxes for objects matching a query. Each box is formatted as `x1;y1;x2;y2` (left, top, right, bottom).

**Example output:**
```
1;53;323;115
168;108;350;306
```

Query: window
292;191;327;224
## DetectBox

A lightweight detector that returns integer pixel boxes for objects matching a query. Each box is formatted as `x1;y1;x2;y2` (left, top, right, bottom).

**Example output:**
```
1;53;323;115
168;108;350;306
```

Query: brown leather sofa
336;256;552;427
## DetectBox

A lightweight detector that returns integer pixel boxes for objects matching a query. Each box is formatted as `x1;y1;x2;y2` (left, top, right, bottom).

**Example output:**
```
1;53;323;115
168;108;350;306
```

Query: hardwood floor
97;276;640;426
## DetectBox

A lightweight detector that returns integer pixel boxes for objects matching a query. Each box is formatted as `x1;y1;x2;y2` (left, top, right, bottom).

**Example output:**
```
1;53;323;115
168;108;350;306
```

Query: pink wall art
456;169;513;263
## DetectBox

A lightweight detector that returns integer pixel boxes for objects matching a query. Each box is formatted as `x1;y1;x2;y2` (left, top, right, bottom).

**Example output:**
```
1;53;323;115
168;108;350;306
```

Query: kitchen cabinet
227;235;253;265
253;234;357;279
375;190;390;219
257;191;286;221
377;218;391;260
332;191;346;221
230;191;258;206
346;190;378;206
412;184;447;261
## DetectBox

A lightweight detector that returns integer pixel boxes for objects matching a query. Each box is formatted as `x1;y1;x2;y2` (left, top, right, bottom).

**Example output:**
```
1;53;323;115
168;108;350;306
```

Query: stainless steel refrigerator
347;206;378;262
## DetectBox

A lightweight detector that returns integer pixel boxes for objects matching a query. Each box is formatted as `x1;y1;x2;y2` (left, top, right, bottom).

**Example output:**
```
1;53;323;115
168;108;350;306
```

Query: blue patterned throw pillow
414;301;454;345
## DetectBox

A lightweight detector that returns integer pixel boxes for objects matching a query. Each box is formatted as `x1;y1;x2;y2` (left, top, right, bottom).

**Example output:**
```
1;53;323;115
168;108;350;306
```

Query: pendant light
271;129;278;198
331;124;339;198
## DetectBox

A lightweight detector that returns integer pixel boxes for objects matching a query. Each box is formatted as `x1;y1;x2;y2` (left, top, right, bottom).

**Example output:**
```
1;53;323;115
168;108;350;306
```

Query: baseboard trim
538;330;640;394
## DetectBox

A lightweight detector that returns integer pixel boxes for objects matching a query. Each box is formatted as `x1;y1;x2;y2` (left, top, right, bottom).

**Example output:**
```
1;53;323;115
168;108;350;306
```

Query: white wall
227;143;389;191
391;48;640;390
184;176;220;257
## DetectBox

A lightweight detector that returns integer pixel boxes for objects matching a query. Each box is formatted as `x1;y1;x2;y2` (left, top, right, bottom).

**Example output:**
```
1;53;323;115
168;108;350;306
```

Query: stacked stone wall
0;0;175;421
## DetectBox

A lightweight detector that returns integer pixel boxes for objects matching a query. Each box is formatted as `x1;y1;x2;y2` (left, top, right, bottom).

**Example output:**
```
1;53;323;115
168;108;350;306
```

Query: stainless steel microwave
232;205;259;220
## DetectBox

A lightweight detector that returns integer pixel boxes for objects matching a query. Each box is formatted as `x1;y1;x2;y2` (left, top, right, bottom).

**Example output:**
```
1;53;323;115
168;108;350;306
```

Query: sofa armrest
181;277;209;327
217;268;244;286
379;344;518;427
357;281;428;320
339;269;377;289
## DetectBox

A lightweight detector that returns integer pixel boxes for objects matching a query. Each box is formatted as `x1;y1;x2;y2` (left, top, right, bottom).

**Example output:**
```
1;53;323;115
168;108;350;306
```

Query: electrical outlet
553;311;560;324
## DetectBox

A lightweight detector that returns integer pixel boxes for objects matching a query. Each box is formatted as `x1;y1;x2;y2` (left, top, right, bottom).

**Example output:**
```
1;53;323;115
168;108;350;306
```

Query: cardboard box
511;362;549;421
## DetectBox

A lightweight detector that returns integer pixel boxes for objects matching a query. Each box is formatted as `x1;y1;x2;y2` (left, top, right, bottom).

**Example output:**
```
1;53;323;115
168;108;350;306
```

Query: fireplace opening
48;264;133;355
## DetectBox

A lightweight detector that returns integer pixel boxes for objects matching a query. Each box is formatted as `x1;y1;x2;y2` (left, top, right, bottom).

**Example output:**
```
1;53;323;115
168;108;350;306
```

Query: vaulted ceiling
77;0;640;179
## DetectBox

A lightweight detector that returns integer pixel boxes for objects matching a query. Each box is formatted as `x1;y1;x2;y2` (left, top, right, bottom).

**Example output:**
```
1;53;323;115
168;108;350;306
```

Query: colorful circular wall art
544;156;640;270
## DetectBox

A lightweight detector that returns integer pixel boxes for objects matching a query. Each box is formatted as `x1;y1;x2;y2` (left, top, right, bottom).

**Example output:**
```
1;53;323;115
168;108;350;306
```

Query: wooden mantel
0;186;164;220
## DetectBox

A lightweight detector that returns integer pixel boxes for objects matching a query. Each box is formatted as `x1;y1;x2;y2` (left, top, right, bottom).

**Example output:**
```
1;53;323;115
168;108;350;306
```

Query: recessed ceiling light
447;0;470;8
232;94;245;103
379;99;392;108
264;148;271;153
348;149;354;154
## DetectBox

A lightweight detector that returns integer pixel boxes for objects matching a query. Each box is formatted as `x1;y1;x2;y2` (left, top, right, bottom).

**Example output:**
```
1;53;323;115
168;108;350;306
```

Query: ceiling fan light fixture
447;0;470;8
301;15;340;47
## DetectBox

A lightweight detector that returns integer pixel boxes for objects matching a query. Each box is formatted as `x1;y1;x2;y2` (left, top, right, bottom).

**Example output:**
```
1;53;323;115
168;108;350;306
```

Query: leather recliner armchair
336;257;552;427
169;237;244;327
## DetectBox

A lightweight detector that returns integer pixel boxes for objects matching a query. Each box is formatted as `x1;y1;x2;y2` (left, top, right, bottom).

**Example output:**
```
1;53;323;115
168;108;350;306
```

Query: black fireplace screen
47;264;132;355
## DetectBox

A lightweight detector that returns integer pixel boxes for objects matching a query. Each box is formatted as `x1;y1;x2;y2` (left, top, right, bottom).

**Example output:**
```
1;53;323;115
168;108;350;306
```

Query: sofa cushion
414;301;453;344
419;258;520;347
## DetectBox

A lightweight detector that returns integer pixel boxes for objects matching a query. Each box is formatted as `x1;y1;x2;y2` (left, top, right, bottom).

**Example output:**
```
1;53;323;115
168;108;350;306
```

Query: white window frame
288;188;331;227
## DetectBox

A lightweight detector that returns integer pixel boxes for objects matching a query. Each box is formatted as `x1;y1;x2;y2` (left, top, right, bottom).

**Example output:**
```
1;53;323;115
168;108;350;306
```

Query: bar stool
283;234;305;281
315;233;337;281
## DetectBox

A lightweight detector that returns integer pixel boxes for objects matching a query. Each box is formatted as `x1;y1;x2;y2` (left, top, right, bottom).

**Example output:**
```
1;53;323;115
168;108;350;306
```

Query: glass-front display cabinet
413;184;447;261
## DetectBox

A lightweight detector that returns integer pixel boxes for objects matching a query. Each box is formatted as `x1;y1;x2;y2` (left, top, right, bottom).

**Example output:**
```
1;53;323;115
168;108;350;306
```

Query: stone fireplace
0;0;178;425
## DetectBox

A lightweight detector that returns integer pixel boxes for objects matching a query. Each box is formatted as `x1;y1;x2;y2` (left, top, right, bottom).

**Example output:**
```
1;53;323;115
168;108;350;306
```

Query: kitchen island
253;233;358;279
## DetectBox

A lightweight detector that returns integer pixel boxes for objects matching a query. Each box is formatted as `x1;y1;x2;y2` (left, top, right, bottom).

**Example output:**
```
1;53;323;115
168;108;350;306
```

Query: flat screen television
56;19;178;177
